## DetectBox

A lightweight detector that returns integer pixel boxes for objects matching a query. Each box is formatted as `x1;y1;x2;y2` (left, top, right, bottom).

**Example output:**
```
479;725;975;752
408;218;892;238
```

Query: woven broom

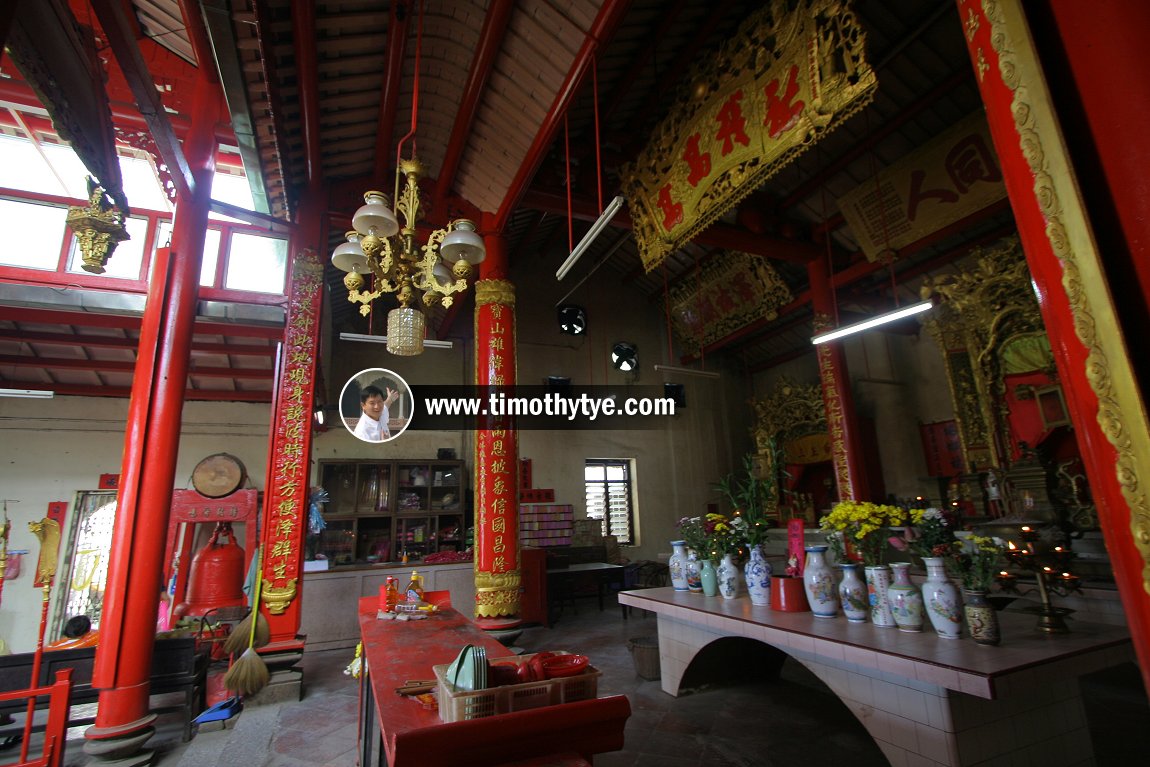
223;548;269;697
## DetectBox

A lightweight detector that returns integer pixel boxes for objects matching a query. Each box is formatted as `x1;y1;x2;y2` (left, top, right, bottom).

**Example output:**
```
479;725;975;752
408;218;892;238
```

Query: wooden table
619;587;1133;767
546;562;625;625
356;597;630;767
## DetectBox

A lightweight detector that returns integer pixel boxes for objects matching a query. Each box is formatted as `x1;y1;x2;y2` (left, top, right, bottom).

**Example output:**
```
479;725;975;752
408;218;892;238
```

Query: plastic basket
433;652;600;722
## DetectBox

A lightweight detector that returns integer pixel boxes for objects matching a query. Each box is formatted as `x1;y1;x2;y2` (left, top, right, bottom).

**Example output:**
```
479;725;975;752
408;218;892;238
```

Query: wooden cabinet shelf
314;459;466;567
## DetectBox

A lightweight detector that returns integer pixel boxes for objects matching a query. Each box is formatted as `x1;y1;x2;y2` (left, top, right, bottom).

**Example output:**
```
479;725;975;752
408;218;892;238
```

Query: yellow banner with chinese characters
837;111;1005;260
622;0;876;272
667;251;792;354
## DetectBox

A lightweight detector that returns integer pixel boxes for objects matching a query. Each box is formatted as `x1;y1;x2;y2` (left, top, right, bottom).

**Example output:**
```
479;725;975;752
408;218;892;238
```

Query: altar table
356;597;630;767
618;587;1132;767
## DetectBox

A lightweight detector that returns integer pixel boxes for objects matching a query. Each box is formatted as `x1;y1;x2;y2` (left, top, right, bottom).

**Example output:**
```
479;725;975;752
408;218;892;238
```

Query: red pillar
808;255;871;502
86;75;217;763
958;0;1150;688
473;213;521;627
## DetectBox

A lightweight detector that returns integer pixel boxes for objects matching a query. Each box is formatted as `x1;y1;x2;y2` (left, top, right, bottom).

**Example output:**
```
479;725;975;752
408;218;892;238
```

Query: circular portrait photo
341;368;413;443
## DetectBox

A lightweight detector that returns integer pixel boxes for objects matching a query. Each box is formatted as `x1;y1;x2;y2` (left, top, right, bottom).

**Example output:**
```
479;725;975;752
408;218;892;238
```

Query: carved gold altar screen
622;0;877;271
752;378;832;519
922;237;1048;476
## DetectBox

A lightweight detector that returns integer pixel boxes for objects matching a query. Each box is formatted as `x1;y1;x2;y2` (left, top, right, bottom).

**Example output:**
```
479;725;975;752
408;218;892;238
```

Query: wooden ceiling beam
0;329;277;356
0;306;284;339
372;1;410;184
0;354;273;379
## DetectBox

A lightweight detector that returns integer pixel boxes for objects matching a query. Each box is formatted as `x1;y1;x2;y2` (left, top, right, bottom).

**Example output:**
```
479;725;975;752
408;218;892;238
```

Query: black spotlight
611;342;638;372
558;304;587;335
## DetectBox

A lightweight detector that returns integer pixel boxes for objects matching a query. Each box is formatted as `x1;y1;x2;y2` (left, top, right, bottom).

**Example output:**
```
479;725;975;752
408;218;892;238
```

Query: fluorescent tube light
653;364;720;379
556;195;626;280
339;333;454;349
0;388;54;399
811;300;933;345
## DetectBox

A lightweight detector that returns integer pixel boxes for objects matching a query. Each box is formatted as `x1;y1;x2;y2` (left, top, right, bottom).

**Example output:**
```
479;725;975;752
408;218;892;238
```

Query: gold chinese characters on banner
667;251;792;353
837;111;1005;260
622;0;876;272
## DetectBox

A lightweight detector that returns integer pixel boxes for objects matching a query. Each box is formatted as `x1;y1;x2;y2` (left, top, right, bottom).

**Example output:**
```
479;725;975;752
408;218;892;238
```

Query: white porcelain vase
744;545;772;606
865;565;897;628
921;556;963;639
837;562;869;622
803;545;838;618
717;553;740;599
668;540;690;591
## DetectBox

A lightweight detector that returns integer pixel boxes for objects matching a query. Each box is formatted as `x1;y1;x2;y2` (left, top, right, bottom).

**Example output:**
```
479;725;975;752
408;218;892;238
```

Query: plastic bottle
385;576;400;611
405;570;424;602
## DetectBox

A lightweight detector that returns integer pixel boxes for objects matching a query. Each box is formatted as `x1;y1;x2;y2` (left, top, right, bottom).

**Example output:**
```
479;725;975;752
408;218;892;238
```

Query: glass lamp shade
387;307;426;356
433;260;453;289
331;231;368;273
352;191;399;238
439;219;485;264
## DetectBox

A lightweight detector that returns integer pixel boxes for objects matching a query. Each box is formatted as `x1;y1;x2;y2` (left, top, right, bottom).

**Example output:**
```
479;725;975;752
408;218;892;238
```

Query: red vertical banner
260;249;324;641
474;279;520;622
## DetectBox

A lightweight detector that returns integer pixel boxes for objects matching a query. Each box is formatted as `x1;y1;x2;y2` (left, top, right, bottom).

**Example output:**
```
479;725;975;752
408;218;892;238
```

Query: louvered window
584;459;634;544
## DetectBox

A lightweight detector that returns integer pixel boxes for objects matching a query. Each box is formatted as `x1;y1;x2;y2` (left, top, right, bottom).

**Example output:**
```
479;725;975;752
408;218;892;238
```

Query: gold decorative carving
261;577;297;614
29;517;60;585
475;279;516;308
666;252;792;353
66;179;130;274
621;0;877;271
475;569;521;618
922;236;1042;472
981;0;1150;595
751;378;829;512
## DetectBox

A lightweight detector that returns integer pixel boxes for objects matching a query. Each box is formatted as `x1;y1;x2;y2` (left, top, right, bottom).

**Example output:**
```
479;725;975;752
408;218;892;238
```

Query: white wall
0;396;271;653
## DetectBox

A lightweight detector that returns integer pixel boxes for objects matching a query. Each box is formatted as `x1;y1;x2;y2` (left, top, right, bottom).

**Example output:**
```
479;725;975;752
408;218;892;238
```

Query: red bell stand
162;489;259;621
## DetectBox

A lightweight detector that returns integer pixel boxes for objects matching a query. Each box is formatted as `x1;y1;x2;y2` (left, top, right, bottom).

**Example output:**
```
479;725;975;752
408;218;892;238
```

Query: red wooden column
85;76;217;765
808;255;871;502
473;214;522;628
958;0;1150;688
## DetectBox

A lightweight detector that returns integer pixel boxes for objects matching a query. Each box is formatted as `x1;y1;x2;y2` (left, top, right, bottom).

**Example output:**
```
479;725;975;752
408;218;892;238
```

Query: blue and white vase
699;558;719;597
744;544;772;606
803;545;838;618
717;553;740;599
838;562;869;623
668;540;690;591
685;549;702;593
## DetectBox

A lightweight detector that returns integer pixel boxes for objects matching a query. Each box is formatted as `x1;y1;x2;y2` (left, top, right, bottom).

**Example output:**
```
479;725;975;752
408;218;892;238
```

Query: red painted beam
0;354;273;379
493;0;634;233
522;188;818;264
89;0;197;199
292;0;323;191
372;2;410;184
0;329;278;356
0;306;284;339
431;0;515;219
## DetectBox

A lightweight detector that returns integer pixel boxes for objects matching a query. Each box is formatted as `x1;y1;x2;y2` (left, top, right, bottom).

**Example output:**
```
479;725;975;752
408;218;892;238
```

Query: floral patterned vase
865;565;897;628
803;545;838;618
921;556;963;639
837;562;869;622
685;549;702;593
887;562;924;632
744;545;772;606
700;558;719;597
963;589;1001;645
668;540;690;591
717;553;740;599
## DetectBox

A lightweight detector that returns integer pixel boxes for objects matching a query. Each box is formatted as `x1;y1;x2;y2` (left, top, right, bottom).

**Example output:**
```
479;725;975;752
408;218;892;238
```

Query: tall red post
808;254;871;502
957;0;1150;690
85;75;217;765
473;213;521;628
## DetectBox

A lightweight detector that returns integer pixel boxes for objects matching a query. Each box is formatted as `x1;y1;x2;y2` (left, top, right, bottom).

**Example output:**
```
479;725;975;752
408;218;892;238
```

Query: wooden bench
0;636;208;742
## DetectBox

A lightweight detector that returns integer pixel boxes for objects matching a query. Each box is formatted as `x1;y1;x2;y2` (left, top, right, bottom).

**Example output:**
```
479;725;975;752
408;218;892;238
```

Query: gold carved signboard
837;111;1005;260
622;0;876;272
667;251;792;353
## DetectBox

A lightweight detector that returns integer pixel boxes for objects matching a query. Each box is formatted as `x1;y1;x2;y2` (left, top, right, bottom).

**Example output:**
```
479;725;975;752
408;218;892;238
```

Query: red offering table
356;597;630;767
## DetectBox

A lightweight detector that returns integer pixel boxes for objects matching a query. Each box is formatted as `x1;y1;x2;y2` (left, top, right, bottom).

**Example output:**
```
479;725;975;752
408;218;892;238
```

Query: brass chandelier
330;158;485;355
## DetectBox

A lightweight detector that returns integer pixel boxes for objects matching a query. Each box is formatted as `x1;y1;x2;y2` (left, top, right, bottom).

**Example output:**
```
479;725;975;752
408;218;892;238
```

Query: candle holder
999;523;1082;633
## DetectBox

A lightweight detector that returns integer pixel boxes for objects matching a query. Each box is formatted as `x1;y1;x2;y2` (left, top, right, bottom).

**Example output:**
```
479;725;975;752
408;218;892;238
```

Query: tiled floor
44;592;1150;766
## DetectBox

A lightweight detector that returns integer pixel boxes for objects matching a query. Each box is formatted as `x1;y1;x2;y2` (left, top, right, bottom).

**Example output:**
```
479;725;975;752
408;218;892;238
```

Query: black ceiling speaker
611;342;638;372
558;304;587;335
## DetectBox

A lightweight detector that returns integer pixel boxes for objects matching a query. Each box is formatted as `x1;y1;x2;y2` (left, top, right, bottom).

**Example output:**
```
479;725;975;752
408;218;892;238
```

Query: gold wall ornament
923;236;1046;473
750;377;829;514
474;570;521;618
621;0;877;272
66;178;129;274
261;577;296;614
666;251;792;354
978;0;1150;596
475;279;516;308
29;517;60;585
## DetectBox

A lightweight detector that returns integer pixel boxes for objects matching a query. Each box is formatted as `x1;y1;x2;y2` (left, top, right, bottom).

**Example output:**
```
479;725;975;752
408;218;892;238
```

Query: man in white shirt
353;385;399;442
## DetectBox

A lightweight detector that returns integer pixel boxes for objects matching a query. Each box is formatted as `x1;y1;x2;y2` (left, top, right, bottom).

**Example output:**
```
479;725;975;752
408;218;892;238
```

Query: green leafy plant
713;450;779;547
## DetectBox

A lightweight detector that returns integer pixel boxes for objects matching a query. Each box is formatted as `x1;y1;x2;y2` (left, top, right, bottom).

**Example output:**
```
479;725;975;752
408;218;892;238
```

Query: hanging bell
174;522;248;618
